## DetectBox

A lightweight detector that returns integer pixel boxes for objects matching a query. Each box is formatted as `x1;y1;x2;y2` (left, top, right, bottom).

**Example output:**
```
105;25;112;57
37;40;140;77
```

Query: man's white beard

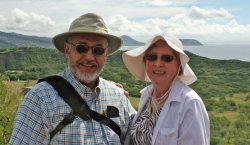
68;59;103;83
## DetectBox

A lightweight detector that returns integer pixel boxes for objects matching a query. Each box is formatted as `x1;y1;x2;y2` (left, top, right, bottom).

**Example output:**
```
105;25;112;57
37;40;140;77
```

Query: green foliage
187;51;250;99
0;112;15;144
0;76;7;97
210;115;250;145
0;47;67;80
0;76;26;144
0;76;13;144
246;94;250;101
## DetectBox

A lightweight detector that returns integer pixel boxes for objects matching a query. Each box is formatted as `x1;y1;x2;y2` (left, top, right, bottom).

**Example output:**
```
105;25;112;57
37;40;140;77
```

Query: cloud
0;3;249;44
107;15;149;35
0;15;7;26
141;0;174;6
106;6;250;44
188;6;232;19
226;19;250;33
1;8;56;36
139;0;198;7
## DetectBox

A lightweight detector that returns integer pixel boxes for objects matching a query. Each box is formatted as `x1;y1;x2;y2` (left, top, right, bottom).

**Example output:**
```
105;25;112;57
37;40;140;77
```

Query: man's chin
69;65;102;83
75;70;99;82
78;73;97;81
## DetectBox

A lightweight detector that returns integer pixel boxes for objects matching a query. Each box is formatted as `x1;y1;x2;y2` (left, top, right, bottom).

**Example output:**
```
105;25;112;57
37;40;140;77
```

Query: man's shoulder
26;80;56;96
19;80;59;106
99;77;117;87
99;78;124;93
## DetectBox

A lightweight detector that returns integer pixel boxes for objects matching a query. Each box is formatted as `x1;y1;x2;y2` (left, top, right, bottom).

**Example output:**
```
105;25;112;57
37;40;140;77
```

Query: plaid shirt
9;68;136;145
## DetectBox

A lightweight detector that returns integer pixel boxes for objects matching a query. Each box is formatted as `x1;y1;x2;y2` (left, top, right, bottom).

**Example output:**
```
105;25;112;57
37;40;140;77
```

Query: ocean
120;44;250;62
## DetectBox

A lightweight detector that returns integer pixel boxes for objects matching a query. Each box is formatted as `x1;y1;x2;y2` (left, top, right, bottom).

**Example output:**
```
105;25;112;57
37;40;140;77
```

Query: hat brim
53;32;122;56
122;33;197;85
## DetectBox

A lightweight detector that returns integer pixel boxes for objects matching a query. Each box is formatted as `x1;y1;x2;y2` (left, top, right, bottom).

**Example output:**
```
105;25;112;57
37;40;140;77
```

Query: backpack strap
49;111;76;139
37;75;121;140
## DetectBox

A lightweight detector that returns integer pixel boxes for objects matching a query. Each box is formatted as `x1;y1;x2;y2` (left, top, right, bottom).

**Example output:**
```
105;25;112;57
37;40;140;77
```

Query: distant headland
0;31;202;49
120;35;202;46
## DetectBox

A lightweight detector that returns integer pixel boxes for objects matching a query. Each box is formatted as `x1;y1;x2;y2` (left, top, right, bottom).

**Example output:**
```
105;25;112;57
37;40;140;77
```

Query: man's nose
83;48;95;60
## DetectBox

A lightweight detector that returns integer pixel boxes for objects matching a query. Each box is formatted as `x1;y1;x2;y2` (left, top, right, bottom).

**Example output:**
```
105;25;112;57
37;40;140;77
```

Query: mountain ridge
0;31;202;49
0;31;53;48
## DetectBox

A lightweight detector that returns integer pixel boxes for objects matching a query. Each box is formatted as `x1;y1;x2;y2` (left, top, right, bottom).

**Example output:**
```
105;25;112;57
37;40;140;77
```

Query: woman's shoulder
172;80;202;102
140;85;153;94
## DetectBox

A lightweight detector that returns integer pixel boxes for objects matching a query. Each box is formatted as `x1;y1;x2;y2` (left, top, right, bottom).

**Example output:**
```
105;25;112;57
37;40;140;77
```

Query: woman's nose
153;58;165;67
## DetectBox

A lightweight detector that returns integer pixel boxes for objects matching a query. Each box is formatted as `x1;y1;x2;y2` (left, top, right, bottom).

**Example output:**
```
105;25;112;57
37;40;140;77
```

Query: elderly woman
122;31;210;145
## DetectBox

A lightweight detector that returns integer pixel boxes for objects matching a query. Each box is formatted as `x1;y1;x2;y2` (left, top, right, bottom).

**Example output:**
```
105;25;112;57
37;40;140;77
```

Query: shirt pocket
156;127;177;145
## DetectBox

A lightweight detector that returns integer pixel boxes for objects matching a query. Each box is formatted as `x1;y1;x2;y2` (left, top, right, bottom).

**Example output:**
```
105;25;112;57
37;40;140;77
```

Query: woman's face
145;40;180;87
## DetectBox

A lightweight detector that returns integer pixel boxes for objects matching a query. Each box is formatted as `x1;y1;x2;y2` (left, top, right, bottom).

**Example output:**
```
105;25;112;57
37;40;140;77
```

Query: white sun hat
122;31;197;85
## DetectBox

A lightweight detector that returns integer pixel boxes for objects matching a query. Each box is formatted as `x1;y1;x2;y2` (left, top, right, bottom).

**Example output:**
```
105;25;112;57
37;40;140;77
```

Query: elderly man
9;13;136;145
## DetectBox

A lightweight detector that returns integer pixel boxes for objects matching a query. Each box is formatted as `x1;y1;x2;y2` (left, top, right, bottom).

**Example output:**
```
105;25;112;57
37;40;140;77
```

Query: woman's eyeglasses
145;53;174;62
66;40;106;56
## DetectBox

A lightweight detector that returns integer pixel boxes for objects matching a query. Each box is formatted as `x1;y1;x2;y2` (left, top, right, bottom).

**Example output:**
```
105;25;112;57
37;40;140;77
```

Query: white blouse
125;79;210;145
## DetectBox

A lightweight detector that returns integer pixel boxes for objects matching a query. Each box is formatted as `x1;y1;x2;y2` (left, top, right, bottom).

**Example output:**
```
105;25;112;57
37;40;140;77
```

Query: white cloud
142;0;173;6
107;15;150;35
0;15;7;27
139;0;198;7
1;8;56;36
188;6;232;19
225;19;250;33
0;2;249;44
106;6;250;44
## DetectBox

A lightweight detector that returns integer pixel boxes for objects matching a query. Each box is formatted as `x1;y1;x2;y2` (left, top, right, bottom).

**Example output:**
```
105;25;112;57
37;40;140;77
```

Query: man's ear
105;48;109;57
64;42;70;54
64;42;70;58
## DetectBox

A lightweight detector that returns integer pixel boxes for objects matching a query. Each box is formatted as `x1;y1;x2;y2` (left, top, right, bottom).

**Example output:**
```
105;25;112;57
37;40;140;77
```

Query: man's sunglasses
66;40;106;56
145;53;174;63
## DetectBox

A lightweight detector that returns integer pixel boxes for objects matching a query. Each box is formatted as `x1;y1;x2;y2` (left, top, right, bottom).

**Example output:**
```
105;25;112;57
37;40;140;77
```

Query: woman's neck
152;85;170;98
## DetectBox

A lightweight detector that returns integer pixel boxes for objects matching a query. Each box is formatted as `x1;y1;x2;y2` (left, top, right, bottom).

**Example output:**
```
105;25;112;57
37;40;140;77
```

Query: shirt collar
167;79;184;102
60;68;101;97
140;79;184;103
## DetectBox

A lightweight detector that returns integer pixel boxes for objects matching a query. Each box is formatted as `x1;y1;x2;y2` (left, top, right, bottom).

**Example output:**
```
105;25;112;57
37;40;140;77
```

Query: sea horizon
120;44;250;62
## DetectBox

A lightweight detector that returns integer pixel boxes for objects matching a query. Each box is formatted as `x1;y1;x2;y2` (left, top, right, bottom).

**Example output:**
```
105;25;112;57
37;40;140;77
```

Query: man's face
64;34;108;87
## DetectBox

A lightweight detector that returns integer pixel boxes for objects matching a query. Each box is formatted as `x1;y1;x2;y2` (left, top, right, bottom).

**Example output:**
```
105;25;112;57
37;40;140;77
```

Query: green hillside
0;47;250;144
0;47;67;80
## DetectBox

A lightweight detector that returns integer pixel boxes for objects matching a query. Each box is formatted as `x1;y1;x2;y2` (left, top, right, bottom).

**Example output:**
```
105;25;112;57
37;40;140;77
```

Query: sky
0;0;250;44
